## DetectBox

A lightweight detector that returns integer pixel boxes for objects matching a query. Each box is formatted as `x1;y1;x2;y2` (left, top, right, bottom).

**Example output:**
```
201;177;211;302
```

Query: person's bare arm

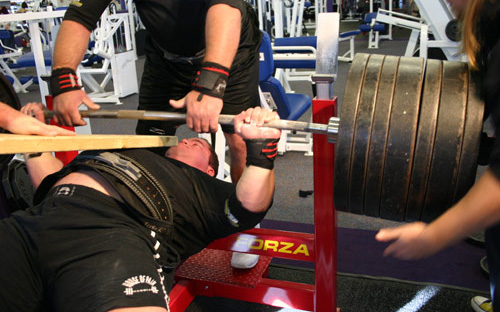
51;20;100;126
232;108;280;213
14;102;69;188
0;102;75;136
25;153;64;189
204;4;241;68
376;169;500;259
52;20;91;70
169;4;241;133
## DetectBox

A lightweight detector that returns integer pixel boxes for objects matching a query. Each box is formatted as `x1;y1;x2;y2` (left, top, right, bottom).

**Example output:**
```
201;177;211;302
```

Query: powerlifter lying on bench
0;105;280;312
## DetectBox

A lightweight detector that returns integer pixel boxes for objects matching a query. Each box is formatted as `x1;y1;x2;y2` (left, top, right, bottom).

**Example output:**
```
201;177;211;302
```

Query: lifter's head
165;138;219;177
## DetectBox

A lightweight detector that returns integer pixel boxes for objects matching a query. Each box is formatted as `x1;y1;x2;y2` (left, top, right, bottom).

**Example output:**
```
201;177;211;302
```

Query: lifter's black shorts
136;5;262;137
0;185;173;312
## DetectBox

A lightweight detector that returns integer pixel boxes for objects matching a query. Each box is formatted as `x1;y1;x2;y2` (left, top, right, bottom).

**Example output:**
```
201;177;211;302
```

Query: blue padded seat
340;30;362;37
260;79;311;120
273;36;316;69
359;12;385;32
9;49;52;68
274;36;317;51
259;32;311;120
272;30;361;68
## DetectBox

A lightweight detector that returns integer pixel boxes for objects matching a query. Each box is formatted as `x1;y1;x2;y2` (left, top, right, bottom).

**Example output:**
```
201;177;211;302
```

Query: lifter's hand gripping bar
44;110;339;143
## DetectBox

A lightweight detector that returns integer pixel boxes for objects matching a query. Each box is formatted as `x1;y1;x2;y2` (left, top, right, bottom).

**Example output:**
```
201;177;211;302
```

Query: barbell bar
42;110;340;143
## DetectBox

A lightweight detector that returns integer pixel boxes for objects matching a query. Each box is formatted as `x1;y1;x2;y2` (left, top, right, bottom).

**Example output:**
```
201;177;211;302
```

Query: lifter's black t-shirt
35;149;268;261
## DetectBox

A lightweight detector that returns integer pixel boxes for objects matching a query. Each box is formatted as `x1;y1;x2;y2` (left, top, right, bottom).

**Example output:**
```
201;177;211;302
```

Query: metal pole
44;110;339;142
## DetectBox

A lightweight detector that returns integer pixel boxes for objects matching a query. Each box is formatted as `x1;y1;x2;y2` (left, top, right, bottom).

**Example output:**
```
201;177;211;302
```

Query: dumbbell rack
169;97;338;312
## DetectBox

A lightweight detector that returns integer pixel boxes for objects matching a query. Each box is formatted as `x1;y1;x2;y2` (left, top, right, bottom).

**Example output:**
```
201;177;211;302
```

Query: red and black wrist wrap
50;67;82;97
192;62;229;99
245;138;280;170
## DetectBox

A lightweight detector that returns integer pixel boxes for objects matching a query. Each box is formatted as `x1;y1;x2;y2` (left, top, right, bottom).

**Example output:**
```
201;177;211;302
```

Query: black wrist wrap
192;62;229;99
50;68;82;97
245;138;280;170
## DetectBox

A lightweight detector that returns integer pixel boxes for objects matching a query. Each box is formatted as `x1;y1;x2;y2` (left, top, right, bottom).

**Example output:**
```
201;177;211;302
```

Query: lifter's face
165;138;215;176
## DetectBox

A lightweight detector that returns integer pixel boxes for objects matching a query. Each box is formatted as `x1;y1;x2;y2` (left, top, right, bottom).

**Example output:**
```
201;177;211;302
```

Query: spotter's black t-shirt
64;0;255;57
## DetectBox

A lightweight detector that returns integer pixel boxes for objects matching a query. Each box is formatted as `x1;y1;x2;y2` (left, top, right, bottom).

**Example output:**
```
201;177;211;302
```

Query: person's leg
0;215;43;311
38;186;173;312
137;35;195;154
486;224;500;311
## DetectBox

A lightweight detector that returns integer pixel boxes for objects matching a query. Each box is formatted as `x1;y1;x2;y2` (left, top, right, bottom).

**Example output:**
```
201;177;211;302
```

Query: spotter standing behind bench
0;106;280;312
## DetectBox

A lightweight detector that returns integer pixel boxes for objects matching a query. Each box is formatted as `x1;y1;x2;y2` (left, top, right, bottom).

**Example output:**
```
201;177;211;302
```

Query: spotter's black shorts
0;185;174;312
137;36;260;136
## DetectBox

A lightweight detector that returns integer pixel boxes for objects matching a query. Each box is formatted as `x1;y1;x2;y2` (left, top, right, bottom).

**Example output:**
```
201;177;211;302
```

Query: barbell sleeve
44;110;339;143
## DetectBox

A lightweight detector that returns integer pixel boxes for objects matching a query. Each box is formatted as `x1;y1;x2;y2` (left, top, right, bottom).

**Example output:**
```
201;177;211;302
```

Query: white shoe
471;296;493;312
231;252;260;269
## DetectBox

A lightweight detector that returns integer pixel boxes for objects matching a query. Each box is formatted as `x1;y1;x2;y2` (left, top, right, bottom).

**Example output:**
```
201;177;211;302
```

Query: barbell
0;53;485;222
42;110;341;143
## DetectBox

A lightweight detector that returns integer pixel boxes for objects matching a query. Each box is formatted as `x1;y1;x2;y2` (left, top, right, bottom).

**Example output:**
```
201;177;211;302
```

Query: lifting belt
34;151;174;237
75;151;174;225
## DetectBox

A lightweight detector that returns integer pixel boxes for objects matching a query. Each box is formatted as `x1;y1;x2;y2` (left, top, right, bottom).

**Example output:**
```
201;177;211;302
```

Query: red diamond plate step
175;249;272;288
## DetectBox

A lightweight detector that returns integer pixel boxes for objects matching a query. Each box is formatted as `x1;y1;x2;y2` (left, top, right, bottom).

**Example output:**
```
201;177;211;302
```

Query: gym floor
15;21;488;311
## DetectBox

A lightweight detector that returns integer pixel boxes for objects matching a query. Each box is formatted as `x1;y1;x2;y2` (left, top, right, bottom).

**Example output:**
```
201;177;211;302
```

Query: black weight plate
445;19;460;42
405;59;443;221
348;54;385;215
453;69;484;202
364;55;400;217
10;160;34;210
421;61;468;222
379;57;425;221
0;71;22;172
334;53;370;213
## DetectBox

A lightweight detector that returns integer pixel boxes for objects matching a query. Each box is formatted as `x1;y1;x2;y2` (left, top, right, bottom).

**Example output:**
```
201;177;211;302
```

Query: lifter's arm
18;103;66;188
24;153;64;189
232;108;281;213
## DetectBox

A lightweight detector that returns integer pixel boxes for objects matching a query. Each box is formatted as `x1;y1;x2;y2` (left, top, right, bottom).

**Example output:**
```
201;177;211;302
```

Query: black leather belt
76;152;173;224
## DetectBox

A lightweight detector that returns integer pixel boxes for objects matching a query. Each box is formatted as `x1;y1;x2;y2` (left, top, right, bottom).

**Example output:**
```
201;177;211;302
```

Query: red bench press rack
170;97;338;312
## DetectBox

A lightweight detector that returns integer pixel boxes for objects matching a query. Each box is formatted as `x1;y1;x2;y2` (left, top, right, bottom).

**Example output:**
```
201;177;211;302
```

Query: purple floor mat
261;219;489;292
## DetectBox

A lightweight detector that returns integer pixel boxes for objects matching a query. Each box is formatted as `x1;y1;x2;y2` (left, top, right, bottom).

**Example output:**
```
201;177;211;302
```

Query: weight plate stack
348;54;384;215
335;54;484;222
364;55;399;218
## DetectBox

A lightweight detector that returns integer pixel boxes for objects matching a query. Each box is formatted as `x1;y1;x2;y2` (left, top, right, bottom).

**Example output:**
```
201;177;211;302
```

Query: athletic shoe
471;296;493;312
231;252;260;269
